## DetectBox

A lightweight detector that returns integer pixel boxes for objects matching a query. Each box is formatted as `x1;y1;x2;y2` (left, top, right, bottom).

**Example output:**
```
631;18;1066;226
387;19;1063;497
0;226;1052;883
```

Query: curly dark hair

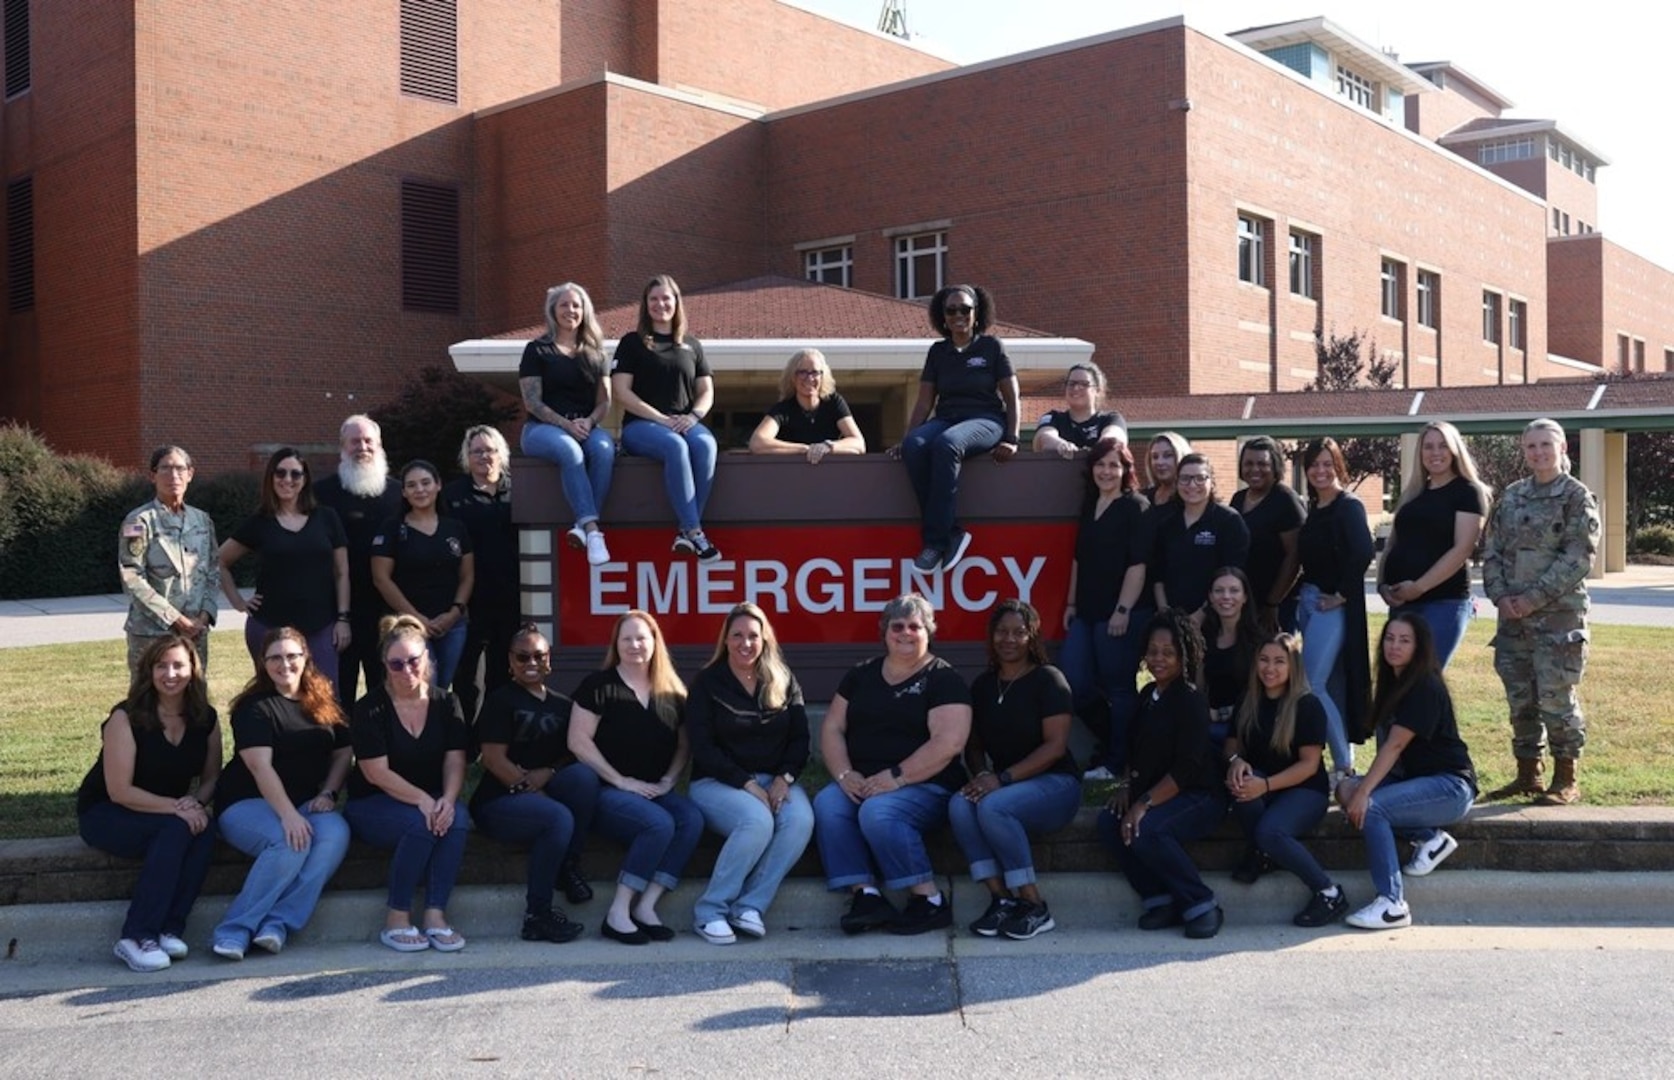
984;598;1049;670
928;284;995;337
1143;607;1205;687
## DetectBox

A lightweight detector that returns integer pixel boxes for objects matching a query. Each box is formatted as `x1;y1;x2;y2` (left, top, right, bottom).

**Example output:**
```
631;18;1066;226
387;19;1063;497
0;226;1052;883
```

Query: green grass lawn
3;623;1671;840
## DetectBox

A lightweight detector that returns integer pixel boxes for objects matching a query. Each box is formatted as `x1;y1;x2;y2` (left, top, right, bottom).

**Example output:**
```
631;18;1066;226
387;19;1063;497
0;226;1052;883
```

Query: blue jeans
619;420;717;532
1393;598;1472;670
813;780;952;891
522;420;614;526
343;792;472;912
427;620;468;688
688;776;815;925
79;802;218;941
1297;584;1353;772
1229;783;1331;892
947;772;1080;889
1097;788;1227;921
900;416;1003;552
590;787;704;892
214;797;351;948
472;764;599;912
1358;773;1474;905
1058;611;1147;775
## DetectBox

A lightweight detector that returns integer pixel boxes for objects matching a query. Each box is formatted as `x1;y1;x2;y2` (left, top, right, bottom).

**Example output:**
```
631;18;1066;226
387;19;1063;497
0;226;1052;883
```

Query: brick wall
1549;233;1674;374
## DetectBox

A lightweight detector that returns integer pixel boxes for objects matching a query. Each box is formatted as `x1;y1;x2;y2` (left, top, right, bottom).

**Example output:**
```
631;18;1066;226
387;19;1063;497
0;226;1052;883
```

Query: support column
1398;432;1419;501
1604;430;1627;574
1579;427;1607;580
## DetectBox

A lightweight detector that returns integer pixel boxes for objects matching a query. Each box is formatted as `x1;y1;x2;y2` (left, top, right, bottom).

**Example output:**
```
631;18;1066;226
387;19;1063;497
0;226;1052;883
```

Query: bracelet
837;769;852;782
1227;754;1241;766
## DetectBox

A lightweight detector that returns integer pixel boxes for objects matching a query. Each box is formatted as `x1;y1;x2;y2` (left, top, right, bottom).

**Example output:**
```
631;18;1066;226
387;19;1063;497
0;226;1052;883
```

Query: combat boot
1484;757;1544;800
1536;758;1580;805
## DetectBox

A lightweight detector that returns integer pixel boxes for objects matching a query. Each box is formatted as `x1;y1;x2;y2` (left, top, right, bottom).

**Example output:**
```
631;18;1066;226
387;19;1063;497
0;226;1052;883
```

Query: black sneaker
522;909;586;943
889;894;953;936
1000;901;1056;940
968;896;1020;937
687;529;721;564
1231;846;1274;885
839;891;898;935
943;528;973;570
672;532;697;556
1293;887;1350;928
1137;905;1183;931
557;863;594;905
912;546;943;573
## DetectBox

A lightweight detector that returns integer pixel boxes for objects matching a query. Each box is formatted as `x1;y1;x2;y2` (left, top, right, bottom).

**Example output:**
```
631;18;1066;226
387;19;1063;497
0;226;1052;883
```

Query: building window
1237;215;1266;287
1508;300;1526;350
400;0;457;104
1620;334;1632;371
1288;231;1315;298
1380;259;1402;319
1635;338;1646;372
1482;291;1501;344
804;246;852;288
1336;66;1373;109
1664;348;1673;373
1416;271;1438;329
401;181;459;313
6;175;32;311
894;231;945;300
1477;137;1534;165
2;0;27;98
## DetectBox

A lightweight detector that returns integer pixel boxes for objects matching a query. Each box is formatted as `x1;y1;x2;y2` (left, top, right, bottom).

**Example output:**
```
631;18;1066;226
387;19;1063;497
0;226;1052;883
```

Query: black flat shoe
601;921;649;945
1137;906;1183;931
558;864;594;905
632;917;676;942
1183;906;1224;940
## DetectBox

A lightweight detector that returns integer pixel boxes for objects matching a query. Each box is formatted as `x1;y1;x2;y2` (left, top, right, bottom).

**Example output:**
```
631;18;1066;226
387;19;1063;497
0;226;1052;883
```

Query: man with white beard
314;414;403;706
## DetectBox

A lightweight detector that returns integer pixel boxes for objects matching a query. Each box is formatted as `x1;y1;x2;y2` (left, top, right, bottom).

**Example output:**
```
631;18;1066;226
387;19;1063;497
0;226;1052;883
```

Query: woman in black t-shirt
1378;420;1490;668
568;610;703;945
814;593;972;936
470;624;598;943
749;348;867;463
1141;431;1192;509
1151;454;1250;621
78;634;222;972
950;600;1080;941
519;282;615;566
1229;436;1305;632
1224;632;1347;928
344;615;472;953
219;447;350;684
371;459;474;689
1339;614;1477;930
1032;362;1128;459
1097;609;1227;939
1202;568;1264;747
443;425;518;724
888;285;1021;574
212;627;353;961
612;274;722;563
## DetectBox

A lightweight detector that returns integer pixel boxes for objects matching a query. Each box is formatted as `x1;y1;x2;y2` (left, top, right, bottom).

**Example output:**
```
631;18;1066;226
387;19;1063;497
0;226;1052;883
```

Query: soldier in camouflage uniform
118;446;220;672
1481;418;1599;805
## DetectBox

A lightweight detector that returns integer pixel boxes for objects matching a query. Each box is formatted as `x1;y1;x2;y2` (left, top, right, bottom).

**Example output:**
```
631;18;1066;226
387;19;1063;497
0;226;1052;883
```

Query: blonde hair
1235;633;1312;757
604;609;687;705
457;424;511;487
1398;421;1491;511
777;348;836;401
706;603;793;710
1148;431;1193;486
377;614;431;673
1524;417;1572;474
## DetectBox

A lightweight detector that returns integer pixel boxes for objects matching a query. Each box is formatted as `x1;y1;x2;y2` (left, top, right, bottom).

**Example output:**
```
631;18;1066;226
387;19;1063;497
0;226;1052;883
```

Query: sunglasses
385;655;425;672
273;467;306;481
513;650;550;664
944;304;973;315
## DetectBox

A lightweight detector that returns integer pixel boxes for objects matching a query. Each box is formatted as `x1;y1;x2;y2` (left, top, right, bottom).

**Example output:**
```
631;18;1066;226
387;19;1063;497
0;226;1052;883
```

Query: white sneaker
1083;766;1116;782
1345;895;1412;930
585;530;611;566
728;909;766;939
1403;831;1459;877
157;933;189;960
114;938;171;972
565;525;587;550
696;919;737;945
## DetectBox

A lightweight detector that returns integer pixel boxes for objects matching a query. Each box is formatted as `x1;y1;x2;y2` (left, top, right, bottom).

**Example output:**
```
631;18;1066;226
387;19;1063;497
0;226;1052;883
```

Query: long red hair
231;626;346;726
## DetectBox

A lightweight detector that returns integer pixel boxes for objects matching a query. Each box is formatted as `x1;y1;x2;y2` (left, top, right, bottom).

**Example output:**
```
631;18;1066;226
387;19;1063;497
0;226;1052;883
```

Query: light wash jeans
1393;598;1473;670
813;780;952;891
1297;583;1353;772
947;772;1081;889
688;775;815;926
427;620;468;689
214;798;351;949
619;420;717;533
1358;772;1474;905
521;420;614;526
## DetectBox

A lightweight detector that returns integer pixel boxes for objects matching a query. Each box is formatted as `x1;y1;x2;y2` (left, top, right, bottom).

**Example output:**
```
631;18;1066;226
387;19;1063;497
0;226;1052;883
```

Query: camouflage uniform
118;498;220;672
1481;473;1599;761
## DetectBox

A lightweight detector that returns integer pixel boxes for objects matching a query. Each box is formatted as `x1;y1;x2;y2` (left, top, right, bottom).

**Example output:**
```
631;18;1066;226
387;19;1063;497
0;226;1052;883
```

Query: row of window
2;0;27;99
1477;138;1535;165
803;231;947;300
1549;138;1596;183
1238;214;1525;347
1553;208;1594;236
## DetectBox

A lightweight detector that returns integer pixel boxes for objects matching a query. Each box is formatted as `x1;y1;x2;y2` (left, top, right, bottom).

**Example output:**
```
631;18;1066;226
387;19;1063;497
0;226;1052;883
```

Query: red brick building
3;4;1671;473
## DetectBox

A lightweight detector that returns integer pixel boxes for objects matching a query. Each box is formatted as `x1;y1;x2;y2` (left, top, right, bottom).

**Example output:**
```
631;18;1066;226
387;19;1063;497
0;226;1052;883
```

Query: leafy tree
369;365;520;479
1304;328;1400;489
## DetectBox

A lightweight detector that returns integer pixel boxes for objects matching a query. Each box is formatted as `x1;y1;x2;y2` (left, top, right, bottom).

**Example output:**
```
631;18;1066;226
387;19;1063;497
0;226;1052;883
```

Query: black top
1229;485;1305;607
836;655;970;791
1240;693;1329;795
1202;633;1252;715
920;335;1012;424
519;337;604;420
612;332;710;421
685;663;812;787
313;474;403;612
1151;502;1251;614
441;477;515;613
370;516;472;619
1036;408;1127;448
1298;493;1373;595
77;705;218;814
573;668;683;782
969;665;1078;777
1127;680;1219;794
469;683;575;809
1382;672;1477;791
763;394;852;445
1074;491;1153;620
1383;478;1486;603
348;688;469;800
217;693;351;810
231;509;348;633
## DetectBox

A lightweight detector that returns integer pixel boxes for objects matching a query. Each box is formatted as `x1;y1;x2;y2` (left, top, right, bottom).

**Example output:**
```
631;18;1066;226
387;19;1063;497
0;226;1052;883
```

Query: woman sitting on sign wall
749;348;867;463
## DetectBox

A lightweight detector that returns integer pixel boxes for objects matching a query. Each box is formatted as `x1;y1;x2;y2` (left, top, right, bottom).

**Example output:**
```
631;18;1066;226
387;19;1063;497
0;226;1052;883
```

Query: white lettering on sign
588;555;1047;617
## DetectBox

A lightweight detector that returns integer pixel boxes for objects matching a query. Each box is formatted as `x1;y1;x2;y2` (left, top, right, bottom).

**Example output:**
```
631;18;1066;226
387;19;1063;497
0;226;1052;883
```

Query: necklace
995;666;1033;704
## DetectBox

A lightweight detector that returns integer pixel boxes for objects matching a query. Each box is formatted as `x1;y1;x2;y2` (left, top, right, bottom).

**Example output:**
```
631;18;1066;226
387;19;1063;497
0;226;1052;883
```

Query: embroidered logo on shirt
447;537;463;558
1193;530;1217;546
894;677;927;698
965;357;988;369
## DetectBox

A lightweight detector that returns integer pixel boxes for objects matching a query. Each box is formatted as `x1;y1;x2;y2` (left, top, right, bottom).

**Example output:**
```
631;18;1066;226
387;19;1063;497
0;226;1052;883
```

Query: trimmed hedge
1631;524;1674;558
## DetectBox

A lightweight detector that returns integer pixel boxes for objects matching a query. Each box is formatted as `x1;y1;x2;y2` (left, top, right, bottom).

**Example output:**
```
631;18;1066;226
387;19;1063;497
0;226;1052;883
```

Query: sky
801;0;1674;271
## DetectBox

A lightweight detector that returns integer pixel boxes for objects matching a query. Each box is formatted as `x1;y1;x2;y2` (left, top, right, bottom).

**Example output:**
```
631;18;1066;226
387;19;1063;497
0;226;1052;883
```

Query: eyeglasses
1065;380;1094;390
154;464;192;474
1177;475;1210;486
794;368;824;378
512;650;549;664
264;651;305;665
272;468;306;481
944;304;973;315
468;447;498;458
385;655;425;672
888;621;926;633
